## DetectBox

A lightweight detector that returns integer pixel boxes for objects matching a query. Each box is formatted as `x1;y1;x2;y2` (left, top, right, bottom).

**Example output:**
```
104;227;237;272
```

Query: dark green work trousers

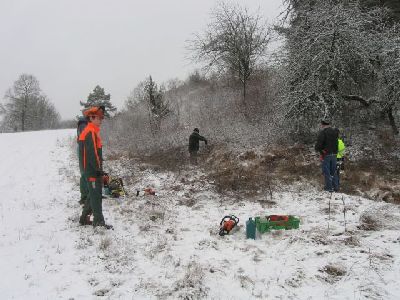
80;177;105;226
79;175;89;204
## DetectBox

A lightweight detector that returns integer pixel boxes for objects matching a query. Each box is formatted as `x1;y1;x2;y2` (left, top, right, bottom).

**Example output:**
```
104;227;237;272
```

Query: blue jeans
321;154;338;192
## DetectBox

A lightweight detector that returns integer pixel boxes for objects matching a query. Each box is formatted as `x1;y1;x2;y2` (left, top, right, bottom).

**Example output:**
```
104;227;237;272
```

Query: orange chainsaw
219;215;239;236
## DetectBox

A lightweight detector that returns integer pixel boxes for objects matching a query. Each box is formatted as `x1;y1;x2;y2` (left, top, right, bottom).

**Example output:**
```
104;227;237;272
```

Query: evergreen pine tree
80;85;117;116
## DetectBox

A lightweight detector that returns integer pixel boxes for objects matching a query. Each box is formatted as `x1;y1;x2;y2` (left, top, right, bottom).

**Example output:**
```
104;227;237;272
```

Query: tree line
0;75;117;133
2;0;399;143
103;0;399;154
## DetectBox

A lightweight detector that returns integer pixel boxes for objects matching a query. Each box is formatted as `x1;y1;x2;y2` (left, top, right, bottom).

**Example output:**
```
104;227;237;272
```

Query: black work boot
93;222;114;230
79;215;92;226
103;224;114;230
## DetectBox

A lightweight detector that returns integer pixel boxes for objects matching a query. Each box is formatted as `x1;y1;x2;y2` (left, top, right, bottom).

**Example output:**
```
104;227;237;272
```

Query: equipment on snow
103;173;126;198
103;173;110;186
246;218;256;239
254;215;300;233
268;215;289;222
219;215;239;236
136;188;157;196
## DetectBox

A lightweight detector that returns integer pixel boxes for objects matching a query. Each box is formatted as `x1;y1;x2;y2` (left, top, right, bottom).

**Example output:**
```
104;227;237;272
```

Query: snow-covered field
1;129;399;299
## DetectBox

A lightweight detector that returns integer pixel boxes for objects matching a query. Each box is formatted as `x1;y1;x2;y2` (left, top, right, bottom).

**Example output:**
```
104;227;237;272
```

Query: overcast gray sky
0;0;283;119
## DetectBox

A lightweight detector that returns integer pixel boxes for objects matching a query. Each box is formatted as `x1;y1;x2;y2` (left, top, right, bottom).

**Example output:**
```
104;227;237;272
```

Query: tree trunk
387;107;399;135
21;98;25;132
243;80;246;103
22;95;28;131
21;111;24;131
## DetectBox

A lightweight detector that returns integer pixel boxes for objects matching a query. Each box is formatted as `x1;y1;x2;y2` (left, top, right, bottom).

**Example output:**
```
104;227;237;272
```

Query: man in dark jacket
315;120;339;192
189;128;207;164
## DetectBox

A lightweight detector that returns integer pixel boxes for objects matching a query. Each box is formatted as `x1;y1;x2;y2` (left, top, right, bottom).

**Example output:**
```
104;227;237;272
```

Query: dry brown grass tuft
341;159;400;200
173;261;207;299
358;213;381;231
392;192;400;204
343;235;360;247
321;264;347;277
205;143;319;195
134;146;188;172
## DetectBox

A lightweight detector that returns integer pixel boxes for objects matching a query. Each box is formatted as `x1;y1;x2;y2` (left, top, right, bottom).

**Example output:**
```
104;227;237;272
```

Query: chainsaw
219;215;239;236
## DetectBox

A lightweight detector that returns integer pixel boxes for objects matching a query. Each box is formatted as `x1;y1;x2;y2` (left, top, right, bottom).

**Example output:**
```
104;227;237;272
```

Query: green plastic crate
255;215;300;233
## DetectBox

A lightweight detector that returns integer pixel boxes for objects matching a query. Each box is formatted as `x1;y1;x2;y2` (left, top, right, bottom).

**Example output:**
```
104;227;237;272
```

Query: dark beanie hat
321;119;330;125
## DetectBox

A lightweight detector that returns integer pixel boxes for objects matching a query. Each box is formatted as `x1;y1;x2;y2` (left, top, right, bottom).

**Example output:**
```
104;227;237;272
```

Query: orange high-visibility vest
79;122;102;171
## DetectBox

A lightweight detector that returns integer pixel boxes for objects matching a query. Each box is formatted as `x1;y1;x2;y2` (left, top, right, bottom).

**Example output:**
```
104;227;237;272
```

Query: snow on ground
0;129;399;299
0;129;90;299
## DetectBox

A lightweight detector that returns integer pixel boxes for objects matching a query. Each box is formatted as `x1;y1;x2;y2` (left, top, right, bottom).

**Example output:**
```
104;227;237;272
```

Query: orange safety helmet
83;106;105;118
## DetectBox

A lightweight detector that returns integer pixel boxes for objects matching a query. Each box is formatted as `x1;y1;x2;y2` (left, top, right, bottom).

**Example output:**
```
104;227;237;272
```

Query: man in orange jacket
78;106;112;229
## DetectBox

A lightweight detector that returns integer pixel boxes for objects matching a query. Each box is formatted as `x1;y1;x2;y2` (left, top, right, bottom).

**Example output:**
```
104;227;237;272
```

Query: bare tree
277;0;400;135
2;74;60;131
4;74;40;131
29;95;61;130
276;1;399;131
189;2;270;102
375;24;400;134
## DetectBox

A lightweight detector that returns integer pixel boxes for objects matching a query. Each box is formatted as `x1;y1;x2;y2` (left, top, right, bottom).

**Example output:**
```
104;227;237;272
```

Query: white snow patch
1;129;399;299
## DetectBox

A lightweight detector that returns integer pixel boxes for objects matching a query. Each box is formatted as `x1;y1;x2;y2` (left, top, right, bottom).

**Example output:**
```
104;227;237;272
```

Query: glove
205;139;208;145
96;170;106;177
